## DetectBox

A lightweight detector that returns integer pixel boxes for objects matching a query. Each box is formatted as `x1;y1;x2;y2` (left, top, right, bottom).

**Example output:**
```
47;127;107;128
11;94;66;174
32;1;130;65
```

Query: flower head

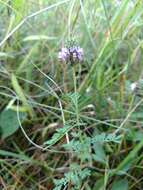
58;41;83;64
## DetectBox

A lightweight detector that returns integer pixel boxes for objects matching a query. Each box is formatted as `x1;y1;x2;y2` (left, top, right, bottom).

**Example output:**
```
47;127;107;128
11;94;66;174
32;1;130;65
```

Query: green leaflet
111;179;128;190
0;109;26;139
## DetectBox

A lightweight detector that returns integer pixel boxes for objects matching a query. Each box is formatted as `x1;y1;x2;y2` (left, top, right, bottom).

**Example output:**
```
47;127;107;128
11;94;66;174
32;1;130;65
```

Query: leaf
93;178;104;190
131;112;143;119
11;74;33;117
23;35;57;41
0;109;26;139
44;122;85;148
53;178;67;190
44;124;72;148
111;179;128;190
92;129;107;164
66;92;80;107
65;92;90;112
126;129;143;142
12;0;26;23
93;141;106;164
0;52;14;59
0;149;30;161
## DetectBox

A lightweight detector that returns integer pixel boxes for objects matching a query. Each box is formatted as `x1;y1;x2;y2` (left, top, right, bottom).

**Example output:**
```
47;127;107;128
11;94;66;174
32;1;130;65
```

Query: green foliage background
1;0;143;189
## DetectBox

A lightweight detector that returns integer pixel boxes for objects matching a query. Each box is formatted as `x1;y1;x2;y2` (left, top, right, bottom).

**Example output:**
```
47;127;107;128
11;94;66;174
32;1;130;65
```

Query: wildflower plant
58;40;84;93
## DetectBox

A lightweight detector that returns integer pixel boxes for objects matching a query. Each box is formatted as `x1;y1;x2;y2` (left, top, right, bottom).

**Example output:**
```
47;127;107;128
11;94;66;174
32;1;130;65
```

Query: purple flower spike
58;44;83;63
